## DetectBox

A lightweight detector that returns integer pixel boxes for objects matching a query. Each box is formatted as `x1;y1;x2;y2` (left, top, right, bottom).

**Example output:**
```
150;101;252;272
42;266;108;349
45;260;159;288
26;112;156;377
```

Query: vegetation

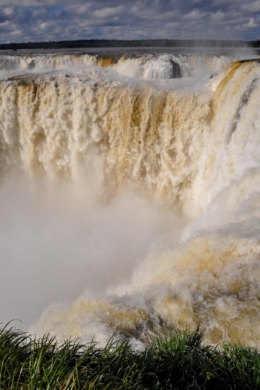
0;39;252;51
1;325;260;389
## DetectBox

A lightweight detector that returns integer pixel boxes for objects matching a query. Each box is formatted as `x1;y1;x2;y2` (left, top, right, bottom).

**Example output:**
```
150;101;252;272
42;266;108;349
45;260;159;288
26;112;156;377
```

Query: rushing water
1;48;260;348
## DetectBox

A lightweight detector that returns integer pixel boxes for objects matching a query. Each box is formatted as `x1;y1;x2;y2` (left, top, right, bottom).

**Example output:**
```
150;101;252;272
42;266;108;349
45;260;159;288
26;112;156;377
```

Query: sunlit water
0;48;260;348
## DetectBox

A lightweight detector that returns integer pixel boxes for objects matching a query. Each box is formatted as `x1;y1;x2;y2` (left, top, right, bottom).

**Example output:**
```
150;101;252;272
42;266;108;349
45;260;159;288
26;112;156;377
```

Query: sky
0;0;260;43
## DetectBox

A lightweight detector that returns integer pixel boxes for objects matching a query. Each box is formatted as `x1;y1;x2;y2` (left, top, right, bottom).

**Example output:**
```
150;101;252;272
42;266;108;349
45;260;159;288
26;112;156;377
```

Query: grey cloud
184;9;207;20
241;1;260;13
210;11;225;22
3;7;14;16
93;6;124;19
0;0;260;43
0;0;72;6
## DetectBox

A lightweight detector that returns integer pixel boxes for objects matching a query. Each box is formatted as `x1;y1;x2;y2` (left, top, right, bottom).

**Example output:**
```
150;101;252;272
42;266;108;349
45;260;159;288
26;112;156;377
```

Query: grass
0;324;260;389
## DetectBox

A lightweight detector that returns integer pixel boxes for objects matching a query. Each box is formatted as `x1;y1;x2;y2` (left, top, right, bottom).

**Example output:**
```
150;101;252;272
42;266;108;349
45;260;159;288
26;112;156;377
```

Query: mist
0;176;185;330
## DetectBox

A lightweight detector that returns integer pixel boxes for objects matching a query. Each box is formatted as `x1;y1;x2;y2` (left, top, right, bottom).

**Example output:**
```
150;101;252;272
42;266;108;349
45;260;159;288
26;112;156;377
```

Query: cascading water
1;49;260;348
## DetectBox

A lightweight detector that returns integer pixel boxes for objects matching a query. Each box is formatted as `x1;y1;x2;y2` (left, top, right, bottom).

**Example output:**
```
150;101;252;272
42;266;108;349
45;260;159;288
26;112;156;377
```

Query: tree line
0;39;256;51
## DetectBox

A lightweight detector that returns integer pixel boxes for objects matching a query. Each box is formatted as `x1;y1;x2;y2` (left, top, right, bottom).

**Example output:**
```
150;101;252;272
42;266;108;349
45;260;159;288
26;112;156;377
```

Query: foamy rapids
1;49;260;348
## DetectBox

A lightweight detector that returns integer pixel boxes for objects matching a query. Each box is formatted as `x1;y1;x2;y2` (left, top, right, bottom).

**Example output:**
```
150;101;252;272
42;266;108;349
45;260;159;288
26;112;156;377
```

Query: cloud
3;7;14;16
184;9;206;20
241;1;260;13
210;11;225;21
0;0;260;43
93;6;124;19
244;18;257;28
0;0;72;6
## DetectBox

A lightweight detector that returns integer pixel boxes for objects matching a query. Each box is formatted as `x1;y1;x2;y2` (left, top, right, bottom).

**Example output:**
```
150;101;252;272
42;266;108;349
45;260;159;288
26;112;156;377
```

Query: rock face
169;59;181;78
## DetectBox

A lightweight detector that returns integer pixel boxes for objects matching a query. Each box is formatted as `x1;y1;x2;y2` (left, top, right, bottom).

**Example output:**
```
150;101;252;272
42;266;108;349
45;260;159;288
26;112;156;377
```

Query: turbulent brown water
1;49;260;348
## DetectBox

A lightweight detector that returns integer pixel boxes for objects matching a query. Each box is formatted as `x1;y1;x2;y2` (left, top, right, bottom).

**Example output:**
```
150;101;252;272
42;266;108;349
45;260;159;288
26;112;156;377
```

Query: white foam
0;54;260;347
